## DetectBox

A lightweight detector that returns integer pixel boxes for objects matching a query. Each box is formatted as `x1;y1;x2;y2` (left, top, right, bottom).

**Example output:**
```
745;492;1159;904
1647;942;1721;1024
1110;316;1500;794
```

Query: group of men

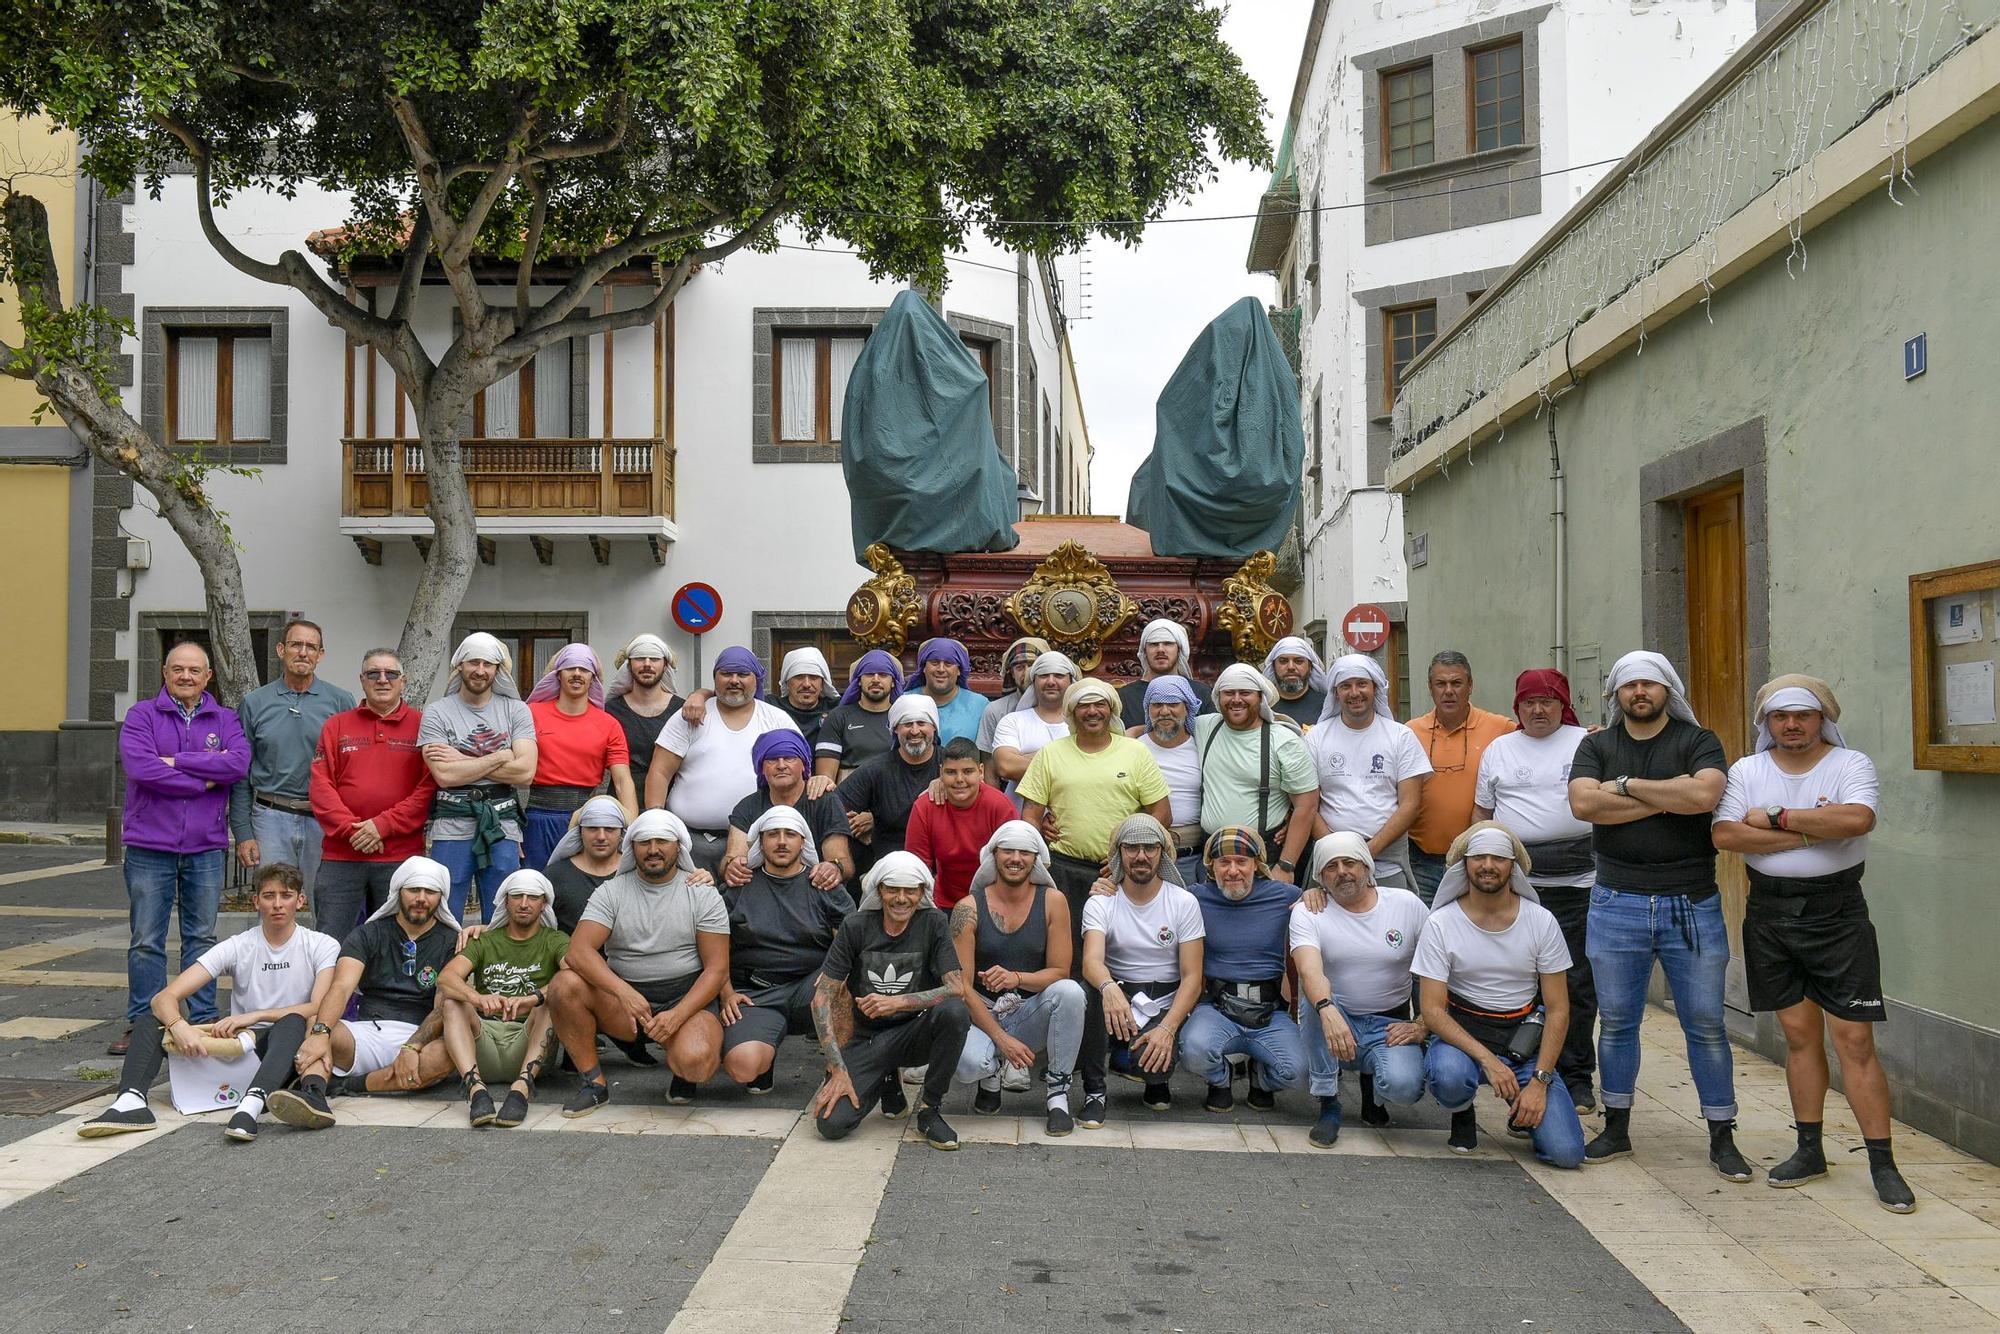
96;620;1914;1211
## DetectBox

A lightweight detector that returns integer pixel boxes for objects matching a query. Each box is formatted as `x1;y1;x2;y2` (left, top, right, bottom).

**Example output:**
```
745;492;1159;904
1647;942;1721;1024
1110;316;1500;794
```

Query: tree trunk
397;406;481;699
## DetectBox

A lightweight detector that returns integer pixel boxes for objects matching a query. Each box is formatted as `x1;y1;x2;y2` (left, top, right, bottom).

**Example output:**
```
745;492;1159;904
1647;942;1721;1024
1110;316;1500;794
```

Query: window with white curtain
827;336;865;442
533;340;571;439
774;330;870;445
168;330;271;445
484;370;522;439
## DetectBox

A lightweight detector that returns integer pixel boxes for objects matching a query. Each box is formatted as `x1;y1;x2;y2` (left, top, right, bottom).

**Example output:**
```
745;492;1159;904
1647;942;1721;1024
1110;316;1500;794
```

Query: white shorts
334;1019;420;1078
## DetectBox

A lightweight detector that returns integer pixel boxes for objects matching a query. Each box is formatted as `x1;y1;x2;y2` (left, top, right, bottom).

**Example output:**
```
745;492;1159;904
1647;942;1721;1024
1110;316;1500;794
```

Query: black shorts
631;972;713;1015
1744;890;1885;1023
721;974;819;1052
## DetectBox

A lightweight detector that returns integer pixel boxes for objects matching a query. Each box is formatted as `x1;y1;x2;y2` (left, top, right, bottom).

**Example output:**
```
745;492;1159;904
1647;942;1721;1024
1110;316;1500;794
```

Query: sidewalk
0;823;105;847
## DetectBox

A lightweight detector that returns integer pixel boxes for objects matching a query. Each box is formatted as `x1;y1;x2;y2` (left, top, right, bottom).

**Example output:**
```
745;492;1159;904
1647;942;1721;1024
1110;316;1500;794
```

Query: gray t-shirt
417;693;537;841
579;870;729;984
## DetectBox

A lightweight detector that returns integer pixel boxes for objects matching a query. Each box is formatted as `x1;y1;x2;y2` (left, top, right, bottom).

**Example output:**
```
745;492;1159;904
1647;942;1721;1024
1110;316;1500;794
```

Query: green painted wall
1403;115;2000;1029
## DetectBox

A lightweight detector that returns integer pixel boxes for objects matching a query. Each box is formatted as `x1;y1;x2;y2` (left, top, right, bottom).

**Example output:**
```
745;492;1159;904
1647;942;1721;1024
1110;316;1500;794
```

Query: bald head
163;642;212;705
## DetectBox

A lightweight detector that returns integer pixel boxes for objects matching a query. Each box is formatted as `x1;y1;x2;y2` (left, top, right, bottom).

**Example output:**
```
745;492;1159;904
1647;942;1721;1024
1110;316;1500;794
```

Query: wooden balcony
340;437;677;565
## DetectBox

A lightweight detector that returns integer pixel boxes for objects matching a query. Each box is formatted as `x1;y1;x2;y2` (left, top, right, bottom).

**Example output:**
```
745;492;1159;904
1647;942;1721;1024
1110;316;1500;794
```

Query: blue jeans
1179;1002;1306;1090
430;837;521;924
124;846;224;1023
1587;885;1736;1120
522;808;571;873
248;803;324;892
1408;849;1446;907
955;981;1088;1086
1425;1042;1586;1169
1301;1006;1427;1116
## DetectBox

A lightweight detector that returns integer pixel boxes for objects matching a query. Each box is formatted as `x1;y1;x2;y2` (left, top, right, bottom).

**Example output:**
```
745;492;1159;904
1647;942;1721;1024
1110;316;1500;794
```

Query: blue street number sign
1905;333;1927;381
672;582;723;634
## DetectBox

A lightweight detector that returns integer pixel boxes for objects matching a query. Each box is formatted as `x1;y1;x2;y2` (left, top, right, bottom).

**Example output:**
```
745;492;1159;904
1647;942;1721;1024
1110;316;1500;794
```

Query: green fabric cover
1125;297;1304;558
842;290;1021;562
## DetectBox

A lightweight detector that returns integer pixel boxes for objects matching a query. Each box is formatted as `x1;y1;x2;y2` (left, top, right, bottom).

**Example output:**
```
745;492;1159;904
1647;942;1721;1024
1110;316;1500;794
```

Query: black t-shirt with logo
340;916;458;1025
820;905;958;1037
1568;717;1729;896
817;702;895;770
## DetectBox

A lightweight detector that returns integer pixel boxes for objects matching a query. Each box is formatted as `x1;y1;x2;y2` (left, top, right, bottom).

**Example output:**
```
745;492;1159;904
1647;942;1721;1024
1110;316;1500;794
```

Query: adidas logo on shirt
868;963;914;994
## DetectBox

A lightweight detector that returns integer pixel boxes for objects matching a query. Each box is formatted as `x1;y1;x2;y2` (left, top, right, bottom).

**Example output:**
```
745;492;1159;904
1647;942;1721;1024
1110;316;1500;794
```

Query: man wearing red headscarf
1471;669;1598;1110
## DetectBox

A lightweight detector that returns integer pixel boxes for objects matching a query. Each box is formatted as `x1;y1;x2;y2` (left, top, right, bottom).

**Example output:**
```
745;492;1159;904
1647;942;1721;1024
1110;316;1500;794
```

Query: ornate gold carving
846;543;925;652
1217;550;1293;661
1002;540;1139;670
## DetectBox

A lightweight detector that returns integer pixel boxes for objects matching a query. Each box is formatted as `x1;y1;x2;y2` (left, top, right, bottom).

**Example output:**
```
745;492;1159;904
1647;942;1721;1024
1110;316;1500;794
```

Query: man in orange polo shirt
1406;651;1515;906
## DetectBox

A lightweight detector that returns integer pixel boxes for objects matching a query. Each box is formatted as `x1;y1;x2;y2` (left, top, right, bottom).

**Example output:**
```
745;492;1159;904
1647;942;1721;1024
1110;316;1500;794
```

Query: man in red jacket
906;737;1018;910
310;648;437;943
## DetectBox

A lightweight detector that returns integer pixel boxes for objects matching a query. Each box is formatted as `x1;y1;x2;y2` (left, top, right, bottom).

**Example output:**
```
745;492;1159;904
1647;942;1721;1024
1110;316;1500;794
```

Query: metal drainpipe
1548;407;1568;674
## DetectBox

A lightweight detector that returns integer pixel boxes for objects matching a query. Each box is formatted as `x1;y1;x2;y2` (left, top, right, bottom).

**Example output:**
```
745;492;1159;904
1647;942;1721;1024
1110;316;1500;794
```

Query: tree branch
438;101;540;272
388;207;433;326
521;193;775;337
515;168;547;325
387;94;494;338
526;92;631;164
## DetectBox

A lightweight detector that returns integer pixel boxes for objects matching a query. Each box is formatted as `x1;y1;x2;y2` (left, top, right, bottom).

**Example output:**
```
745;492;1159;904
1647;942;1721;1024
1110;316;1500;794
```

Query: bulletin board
1910;558;2000;772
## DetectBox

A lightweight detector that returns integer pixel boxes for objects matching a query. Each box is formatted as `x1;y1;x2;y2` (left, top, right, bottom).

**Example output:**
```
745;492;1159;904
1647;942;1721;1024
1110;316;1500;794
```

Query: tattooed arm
809;971;862;1117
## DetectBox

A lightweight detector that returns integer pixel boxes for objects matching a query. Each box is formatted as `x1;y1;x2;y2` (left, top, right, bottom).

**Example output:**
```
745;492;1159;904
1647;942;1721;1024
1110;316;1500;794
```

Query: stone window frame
751;611;856;683
447;610;589;687
1354;6;1550;246
1354;264;1511;485
135;610;293;698
141;306;290;465
751;308;1014;465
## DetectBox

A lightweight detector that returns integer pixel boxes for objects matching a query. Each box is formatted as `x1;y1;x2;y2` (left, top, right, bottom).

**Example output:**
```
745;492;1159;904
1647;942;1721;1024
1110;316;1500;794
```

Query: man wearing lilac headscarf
646;646;802;880
910;637;987;744
817;649;902;780
524;645;636;872
724;728;854;889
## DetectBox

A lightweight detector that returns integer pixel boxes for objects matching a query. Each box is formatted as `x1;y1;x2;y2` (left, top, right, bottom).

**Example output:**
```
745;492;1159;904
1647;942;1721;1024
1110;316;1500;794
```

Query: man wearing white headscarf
837;693;943;868
977;636;1050;767
1137;674;1206;883
812;853;970;1151
543;796;627;934
991;650;1079;796
270;856;462;1129
436;868;568;1128
419;633;539;924
1413;822;1584;1167
1117;618;1193;728
771;646;838;745
546;809;730;1118
1305;655;1431;891
1262;635;1329;730
606;633;686;797
948;821;1086;1135
1713;676;1911;1211
1567;649;1743;1177
717;806;855;1094
1192;664;1319;882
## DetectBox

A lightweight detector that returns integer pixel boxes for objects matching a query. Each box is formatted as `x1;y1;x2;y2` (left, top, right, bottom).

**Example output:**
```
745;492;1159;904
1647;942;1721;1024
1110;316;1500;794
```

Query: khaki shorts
475;1018;552;1084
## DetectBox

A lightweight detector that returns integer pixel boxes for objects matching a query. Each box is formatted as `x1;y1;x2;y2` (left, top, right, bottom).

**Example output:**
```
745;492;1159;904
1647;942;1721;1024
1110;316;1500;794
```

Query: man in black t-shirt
270;856;460;1128
1567;651;1748;1180
816;650;902;779
837;695;943;871
544;796;626;934
606;634;684;798
724;730;854;888
810;853;969;1150
771;647;837;747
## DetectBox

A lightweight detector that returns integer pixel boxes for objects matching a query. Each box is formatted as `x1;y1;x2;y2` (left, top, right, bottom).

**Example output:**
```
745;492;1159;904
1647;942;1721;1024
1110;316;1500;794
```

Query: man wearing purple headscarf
817;649;902;781
524;645;637;872
910;637;987;745
646;646;802;879
724;730;854;889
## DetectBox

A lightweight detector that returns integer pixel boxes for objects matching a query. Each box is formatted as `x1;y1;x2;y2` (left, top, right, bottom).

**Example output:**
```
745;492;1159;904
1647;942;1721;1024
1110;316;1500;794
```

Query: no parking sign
672;583;723;634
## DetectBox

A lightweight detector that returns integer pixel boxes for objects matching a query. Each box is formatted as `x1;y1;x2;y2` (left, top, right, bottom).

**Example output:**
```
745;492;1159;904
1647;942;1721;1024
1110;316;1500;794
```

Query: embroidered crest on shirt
1385;928;1405;948
1156;926;1176;944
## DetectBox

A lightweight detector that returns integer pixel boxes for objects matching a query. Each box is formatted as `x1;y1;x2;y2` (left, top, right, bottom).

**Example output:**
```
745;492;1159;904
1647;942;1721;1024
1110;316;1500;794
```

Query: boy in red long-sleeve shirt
906;737;1018;909
310;649;436;942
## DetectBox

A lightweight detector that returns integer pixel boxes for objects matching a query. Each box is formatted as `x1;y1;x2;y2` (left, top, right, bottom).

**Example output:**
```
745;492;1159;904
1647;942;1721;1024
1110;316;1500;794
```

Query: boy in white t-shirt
1412;823;1584;1169
79;864;339;1144
1079;815;1204;1126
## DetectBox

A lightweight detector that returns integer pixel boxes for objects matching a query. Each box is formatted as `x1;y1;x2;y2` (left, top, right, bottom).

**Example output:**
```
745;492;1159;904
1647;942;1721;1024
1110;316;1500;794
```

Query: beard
1150;718;1185;742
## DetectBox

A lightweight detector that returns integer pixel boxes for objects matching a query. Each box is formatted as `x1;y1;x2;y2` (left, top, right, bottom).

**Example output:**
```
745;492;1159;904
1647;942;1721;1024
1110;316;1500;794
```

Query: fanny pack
1205;977;1283;1030
1447;992;1542;1060
1746;862;1865;919
1521;834;1595;881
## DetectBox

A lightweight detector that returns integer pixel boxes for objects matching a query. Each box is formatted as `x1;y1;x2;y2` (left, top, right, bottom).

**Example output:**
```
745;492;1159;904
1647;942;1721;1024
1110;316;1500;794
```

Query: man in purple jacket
114;642;251;1054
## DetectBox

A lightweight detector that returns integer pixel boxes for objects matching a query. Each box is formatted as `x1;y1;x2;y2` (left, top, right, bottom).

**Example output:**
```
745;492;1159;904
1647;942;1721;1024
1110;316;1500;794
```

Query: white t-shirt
1715;747;1877;877
195;925;341;1024
1143;733;1203;827
1082;883;1206;981
1288;885;1428;1014
654;700;801;829
992;710;1069;798
1304;714;1432;837
1411;899;1571;1012
1475;726;1593;884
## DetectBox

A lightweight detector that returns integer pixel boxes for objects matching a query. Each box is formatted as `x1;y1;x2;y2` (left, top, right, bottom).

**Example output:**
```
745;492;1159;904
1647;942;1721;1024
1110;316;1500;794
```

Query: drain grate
0;1077;103;1116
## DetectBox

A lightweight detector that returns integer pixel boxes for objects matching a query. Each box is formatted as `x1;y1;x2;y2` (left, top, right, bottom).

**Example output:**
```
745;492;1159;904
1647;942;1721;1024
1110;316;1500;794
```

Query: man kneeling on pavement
437;868;568;1128
1415;822;1585;1167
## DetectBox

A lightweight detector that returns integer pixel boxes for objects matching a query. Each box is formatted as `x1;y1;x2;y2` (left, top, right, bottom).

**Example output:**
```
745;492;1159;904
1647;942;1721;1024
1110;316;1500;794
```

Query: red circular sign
1340;603;1391;653
672;582;724;634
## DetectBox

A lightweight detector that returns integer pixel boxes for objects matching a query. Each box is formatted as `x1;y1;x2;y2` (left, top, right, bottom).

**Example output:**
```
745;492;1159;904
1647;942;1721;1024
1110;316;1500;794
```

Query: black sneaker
1078;1092;1108;1129
1108;1050;1145;1084
1709;1120;1754;1182
916;1105;959;1151
879;1077;911;1120
1203;1082;1233;1113
268;1084;336;1130
1448;1108;1479;1154
1246;1083;1276;1113
1310;1097;1341;1148
974;1076;1003;1116
466;1080;497;1128
1767;1144;1828;1188
1584;1113;1633;1163
1872;1163;1918;1213
746;1067;774;1096
1045;1103;1075;1137
495;1087;531;1129
1142;1082;1172;1112
666;1076;698;1106
1568;1082;1598;1113
614;1035;658;1066
77;1104;157;1138
562;1079;609;1119
223;1109;259;1143
1358;1074;1390;1127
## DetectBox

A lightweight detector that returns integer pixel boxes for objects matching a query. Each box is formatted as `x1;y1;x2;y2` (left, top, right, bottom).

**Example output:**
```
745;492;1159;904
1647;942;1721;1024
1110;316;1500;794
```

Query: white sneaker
900;1065;929;1085
1000;1064;1033;1092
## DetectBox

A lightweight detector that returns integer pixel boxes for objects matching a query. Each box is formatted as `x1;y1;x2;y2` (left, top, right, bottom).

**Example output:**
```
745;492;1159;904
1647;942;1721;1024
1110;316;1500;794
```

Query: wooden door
1682;484;1749;1003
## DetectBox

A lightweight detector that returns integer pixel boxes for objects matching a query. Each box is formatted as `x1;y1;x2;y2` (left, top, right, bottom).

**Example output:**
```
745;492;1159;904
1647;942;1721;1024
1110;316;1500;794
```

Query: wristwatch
1531;1068;1556;1086
1765;804;1785;828
310;1022;332;1036
1276;858;1296;873
1613;775;1632;797
1313;997;1336;1013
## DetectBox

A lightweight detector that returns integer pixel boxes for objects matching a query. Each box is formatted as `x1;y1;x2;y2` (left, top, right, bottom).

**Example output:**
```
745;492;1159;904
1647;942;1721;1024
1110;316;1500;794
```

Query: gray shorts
721;973;820;1053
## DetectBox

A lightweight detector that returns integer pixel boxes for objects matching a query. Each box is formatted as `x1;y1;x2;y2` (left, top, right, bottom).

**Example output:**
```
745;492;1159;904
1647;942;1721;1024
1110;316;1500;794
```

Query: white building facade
1247;0;1767;709
99;178;1082;707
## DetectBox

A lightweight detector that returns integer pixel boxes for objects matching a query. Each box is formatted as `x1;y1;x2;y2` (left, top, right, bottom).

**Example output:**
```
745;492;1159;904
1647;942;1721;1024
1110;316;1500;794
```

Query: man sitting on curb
1415;822;1584;1168
269;857;461;1130
437;869;568;1128
80;863;338;1143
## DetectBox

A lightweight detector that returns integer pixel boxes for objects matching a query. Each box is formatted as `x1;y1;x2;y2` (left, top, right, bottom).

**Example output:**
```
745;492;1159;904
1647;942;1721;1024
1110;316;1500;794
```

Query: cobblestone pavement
0;846;1996;1333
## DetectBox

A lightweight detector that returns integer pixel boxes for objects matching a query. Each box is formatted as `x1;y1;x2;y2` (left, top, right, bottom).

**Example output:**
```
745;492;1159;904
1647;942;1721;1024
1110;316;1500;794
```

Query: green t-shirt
461;925;570;997
1193;715;1318;833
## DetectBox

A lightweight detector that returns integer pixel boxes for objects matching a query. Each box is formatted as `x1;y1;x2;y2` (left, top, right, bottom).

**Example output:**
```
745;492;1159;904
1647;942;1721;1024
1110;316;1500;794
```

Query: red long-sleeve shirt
310;702;437;863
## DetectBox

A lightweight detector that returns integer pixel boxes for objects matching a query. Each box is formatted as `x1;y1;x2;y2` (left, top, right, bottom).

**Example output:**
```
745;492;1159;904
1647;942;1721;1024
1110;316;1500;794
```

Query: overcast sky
1065;4;1311;515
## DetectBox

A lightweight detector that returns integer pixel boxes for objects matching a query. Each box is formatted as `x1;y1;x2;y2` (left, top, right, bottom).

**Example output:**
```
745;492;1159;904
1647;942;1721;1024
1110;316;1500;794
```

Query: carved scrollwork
935;590;1017;642
1002;540;1139;670
1216;550;1293;662
845;543;925;652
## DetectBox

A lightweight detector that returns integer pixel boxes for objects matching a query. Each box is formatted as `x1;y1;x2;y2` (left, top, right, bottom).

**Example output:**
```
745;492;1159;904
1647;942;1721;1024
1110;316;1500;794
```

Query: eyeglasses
362;669;403;682
400;938;418;976
282;642;325;653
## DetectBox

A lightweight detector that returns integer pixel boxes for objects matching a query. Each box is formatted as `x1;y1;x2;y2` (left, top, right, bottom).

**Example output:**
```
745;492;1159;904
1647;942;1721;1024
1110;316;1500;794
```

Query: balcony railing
342;437;674;520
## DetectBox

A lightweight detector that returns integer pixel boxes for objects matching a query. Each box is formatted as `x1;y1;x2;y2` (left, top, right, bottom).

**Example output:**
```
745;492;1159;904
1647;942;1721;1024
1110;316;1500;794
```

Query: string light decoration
1391;0;1990;465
